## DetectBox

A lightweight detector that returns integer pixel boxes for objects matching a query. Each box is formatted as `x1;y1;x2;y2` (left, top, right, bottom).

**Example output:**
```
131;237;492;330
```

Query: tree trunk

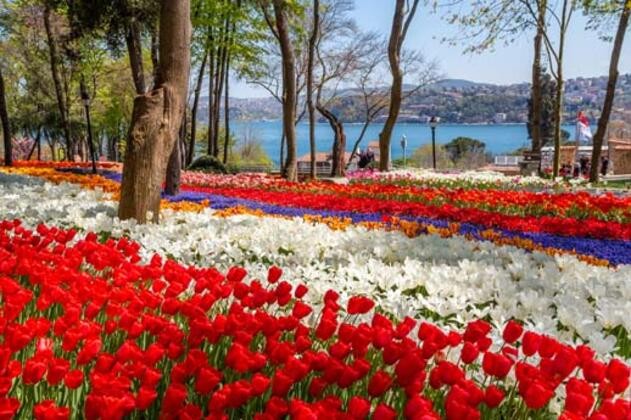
165;139;182;196
150;24;160;87
189;49;208;165
0;67;12;166
317;105;345;177
119;0;191;223
552;79;563;178
37;128;41;160
378;0;419;171
273;0;297;181
223;51;230;164
552;1;570;179
207;32;216;156
590;3;630;182
530;2;546;154
27;127;41;161
280;131;285;172
307;0;320;179
213;19;229;158
347;120;372;169
43;5;72;161
126;19;146;94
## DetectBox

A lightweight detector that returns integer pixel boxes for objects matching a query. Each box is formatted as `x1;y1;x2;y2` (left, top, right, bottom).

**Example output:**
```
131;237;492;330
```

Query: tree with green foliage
65;0;160;95
527;71;556;149
437;0;553;158
410;143;453;169
535;0;576;178
444;137;486;162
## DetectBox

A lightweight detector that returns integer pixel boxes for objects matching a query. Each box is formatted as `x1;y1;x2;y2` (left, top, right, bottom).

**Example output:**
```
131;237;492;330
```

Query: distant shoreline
235;120;532;126
227;121;576;164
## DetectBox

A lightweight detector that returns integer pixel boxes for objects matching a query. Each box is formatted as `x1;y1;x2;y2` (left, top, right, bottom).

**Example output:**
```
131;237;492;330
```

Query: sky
230;0;631;98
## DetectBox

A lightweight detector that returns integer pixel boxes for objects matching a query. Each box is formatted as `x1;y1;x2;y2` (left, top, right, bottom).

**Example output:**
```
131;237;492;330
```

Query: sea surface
229;121;575;164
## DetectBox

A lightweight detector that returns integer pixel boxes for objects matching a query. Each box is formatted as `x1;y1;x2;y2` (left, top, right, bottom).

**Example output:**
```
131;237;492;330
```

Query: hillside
196;74;631;125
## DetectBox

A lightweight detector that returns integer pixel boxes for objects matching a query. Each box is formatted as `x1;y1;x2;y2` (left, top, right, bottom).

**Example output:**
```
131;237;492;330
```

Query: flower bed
347;168;582;189
1;172;630;359
6;162;631;265
0;220;629;419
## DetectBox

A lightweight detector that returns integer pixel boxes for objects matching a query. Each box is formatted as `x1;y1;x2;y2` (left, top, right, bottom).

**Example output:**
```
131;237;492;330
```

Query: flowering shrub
0;220;629;419
10;139;34;161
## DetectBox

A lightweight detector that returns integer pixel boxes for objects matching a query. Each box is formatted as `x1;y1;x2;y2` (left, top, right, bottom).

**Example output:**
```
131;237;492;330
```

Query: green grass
594;179;631;189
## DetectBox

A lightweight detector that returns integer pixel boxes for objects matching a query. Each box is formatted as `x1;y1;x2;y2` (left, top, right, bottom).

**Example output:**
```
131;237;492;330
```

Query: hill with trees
212;74;631;125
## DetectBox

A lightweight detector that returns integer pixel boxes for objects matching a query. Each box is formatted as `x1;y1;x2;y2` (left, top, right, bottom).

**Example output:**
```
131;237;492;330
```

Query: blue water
231;121;575;164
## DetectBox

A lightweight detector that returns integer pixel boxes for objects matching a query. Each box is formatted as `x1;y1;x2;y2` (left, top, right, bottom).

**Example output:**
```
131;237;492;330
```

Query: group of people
562;155;609;178
357;146;375;169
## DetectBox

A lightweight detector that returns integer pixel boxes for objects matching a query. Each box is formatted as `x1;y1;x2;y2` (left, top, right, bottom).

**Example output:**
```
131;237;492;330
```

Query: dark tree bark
189;49;208;165
27;127;42;161
378;0;420;171
207;31;216;156
165;138;182;196
150;24;160;87
279;131;285;172
223;51;231;164
273;0;297;181
165;110;186;196
119;0;191;223
347;121;372;168
0;67;12;166
49;140;56;161
213;17;229;158
530;2;546;154
590;3;630;182
43;5;73;161
317;105;346;177
37;128;42;160
307;0;320;179
223;0;240;165
126;19;146;94
552;0;571;178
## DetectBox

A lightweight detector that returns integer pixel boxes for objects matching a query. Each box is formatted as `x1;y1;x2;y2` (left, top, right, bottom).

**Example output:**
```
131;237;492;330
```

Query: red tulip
368;370;392;397
461;342;479;364
267;266;282;283
63;369;84;389
373;403;396;420
347;396;370;418
347;296;374;315
34;400;69;420
502;320;523;343
23;359;47;385
484;385;505;408
522;331;542;356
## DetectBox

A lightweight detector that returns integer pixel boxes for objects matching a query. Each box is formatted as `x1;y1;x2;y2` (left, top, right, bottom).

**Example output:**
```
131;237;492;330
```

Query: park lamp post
400;134;407;167
80;81;97;175
429;116;440;170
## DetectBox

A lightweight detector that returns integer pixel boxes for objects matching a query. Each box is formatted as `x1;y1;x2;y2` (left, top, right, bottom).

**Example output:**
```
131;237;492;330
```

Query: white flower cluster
1;173;629;357
350;168;572;189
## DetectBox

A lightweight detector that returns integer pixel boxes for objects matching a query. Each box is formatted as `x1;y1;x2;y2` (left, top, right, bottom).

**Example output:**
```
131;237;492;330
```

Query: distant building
296;152;358;175
539;119;631;175
493;113;507;124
